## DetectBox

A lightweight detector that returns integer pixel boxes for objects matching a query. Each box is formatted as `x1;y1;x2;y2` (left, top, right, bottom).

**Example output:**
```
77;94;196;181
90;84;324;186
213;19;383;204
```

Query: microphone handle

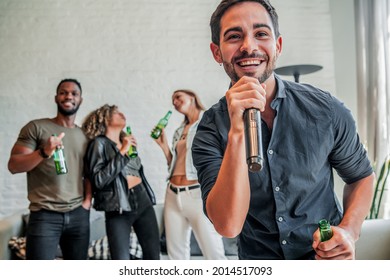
244;108;264;172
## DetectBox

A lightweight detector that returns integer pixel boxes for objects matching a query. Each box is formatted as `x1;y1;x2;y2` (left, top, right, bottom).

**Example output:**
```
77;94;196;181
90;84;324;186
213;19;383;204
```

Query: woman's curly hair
82;104;121;140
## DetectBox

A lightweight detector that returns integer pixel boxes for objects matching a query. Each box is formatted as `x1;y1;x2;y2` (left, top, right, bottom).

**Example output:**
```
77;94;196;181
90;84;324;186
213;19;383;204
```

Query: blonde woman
154;90;226;260
82;104;160;260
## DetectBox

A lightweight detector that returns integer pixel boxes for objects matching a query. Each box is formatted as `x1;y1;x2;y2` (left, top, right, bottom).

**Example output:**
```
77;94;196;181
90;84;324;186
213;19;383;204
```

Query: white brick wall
0;0;353;218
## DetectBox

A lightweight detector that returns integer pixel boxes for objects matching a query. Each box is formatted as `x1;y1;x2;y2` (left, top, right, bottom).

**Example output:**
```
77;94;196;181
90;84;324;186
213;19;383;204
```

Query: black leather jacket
84;135;155;212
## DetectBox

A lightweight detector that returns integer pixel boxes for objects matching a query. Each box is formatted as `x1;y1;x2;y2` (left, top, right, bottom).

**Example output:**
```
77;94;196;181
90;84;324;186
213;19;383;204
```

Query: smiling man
192;0;375;260
8;79;92;260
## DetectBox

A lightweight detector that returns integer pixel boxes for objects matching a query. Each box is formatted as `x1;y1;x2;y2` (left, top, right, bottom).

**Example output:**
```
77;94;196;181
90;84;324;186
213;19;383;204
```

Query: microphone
244;108;264;172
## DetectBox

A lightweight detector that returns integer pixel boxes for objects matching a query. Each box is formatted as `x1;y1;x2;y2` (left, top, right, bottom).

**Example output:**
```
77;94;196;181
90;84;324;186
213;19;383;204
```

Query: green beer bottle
52;134;68;175
151;110;172;139
126;126;138;158
318;219;333;242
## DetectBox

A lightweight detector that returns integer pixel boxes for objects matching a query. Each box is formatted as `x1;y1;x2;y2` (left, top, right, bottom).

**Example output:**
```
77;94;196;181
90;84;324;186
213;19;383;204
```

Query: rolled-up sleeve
329;96;373;184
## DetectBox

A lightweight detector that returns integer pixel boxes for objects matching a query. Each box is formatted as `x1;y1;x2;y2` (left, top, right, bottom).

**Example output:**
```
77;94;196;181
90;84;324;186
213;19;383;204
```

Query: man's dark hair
56;78;82;95
210;0;280;46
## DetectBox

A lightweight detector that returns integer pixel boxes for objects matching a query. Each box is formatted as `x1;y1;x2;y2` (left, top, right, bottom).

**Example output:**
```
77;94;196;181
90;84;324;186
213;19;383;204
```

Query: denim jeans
26;205;90;260
105;184;160;260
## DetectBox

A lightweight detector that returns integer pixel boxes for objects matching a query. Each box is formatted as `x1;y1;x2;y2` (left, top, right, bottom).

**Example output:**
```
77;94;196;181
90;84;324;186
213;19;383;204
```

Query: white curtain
355;0;390;218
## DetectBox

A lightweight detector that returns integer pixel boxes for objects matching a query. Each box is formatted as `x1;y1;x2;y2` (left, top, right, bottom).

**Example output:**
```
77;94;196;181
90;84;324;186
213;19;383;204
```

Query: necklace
180;123;191;140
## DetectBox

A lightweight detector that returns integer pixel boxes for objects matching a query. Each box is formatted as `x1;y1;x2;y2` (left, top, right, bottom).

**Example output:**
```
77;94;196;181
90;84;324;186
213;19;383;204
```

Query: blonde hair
172;89;205;124
82;104;124;140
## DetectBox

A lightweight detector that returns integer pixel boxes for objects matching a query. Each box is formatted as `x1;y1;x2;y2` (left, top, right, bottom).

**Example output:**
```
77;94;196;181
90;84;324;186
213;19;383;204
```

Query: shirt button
275;187;280;192
278;217;283;222
268;150;274;155
282;240;287;245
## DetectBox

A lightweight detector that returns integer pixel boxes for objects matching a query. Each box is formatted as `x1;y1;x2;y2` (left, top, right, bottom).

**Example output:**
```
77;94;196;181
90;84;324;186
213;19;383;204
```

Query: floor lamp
274;64;323;83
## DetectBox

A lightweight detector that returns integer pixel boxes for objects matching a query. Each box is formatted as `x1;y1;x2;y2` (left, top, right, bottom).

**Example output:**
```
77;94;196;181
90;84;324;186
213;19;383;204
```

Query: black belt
169;184;200;194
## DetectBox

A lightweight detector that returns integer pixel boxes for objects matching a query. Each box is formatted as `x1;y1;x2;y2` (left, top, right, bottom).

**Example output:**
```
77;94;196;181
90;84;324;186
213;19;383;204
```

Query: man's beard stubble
57;103;80;116
223;53;277;84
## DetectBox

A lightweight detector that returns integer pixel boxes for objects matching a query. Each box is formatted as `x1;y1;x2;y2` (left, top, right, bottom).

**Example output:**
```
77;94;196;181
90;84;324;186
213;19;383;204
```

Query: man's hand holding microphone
226;76;266;172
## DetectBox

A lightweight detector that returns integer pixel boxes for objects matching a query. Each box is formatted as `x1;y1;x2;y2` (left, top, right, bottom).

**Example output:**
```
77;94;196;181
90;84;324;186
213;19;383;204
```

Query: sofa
0;203;237;260
0;204;165;260
0;209;26;260
1;205;389;260
355;218;390;259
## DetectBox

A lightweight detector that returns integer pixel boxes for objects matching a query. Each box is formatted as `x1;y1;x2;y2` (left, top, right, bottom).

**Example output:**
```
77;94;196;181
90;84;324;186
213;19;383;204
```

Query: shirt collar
274;74;287;99
271;74;287;110
178;110;204;130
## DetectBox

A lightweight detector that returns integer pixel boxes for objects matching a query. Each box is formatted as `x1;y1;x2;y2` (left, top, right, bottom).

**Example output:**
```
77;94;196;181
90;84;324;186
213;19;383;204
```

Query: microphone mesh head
248;157;263;172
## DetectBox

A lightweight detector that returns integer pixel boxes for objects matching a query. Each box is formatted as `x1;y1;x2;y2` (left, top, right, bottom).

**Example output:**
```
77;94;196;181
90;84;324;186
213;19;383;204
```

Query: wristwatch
38;147;51;159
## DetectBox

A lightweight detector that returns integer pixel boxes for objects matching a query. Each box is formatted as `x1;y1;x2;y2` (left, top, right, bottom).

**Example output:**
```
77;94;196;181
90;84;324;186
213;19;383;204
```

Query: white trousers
164;184;227;260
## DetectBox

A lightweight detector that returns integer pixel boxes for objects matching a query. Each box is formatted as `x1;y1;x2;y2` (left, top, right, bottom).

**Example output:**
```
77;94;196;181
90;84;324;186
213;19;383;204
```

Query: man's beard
57;103;80;116
223;53;276;84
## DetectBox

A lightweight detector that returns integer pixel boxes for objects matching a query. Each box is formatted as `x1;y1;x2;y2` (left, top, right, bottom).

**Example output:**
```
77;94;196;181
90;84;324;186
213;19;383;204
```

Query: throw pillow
88;230;142;260
8;236;26;260
8;236;63;260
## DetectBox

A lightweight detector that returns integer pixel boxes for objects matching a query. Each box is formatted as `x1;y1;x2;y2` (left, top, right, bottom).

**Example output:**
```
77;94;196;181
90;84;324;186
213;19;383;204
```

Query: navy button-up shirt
192;75;373;260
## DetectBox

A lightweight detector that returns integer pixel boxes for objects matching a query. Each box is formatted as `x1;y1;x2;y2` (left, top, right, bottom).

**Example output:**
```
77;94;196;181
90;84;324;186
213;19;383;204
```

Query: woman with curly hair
82;104;160;260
